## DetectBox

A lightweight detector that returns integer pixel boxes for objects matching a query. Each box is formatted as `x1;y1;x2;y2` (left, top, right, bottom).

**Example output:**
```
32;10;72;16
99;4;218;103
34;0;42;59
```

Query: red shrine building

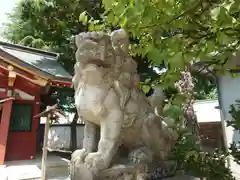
0;41;72;164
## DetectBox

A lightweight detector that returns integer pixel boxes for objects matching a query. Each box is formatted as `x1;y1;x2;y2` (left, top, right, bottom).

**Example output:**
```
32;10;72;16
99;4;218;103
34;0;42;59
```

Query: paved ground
1;153;240;180
0;165;7;179
1;153;70;180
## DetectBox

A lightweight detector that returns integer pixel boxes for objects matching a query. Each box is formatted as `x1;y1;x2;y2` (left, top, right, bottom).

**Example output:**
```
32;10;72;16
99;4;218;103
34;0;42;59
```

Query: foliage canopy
81;0;240;86
2;0;218;100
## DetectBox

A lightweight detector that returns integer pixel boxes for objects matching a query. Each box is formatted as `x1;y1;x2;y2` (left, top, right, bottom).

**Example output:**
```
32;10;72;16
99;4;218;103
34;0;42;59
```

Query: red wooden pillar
0;98;13;164
33;95;40;131
32;95;40;158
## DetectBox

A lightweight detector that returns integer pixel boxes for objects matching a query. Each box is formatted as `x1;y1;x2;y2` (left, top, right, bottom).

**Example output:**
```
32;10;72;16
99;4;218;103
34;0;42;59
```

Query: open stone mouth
87;59;111;68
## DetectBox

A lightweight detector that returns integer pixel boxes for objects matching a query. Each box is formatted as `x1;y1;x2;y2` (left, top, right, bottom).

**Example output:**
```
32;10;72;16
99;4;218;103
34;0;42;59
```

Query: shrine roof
0;41;72;82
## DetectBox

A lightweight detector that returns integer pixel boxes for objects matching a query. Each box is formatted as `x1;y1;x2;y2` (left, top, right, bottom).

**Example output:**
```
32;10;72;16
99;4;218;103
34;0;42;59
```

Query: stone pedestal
69;163;148;180
163;175;200;180
69;161;201;180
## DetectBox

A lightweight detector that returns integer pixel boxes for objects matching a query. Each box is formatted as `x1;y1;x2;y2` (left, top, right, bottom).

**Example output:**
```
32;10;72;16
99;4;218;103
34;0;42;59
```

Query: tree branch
140;0;207;30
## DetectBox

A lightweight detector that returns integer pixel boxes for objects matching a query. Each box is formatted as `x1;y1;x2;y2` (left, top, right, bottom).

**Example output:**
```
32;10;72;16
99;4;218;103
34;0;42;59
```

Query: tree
81;0;240;99
192;71;217;100
96;0;240;71
2;0;218;101
3;0;104;73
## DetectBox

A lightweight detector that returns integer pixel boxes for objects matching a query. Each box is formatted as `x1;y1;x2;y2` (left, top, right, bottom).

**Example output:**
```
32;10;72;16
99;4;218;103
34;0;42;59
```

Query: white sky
0;0;19;25
0;0;20;41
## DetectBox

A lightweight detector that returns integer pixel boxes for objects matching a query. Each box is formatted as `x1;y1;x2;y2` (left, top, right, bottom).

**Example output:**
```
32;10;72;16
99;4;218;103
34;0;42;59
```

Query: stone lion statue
70;29;178;180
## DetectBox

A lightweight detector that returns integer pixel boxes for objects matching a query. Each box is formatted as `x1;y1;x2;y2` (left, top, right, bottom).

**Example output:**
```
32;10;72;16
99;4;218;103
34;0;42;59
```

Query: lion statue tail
148;86;165;116
148;87;176;127
149;86;178;135
148;87;179;159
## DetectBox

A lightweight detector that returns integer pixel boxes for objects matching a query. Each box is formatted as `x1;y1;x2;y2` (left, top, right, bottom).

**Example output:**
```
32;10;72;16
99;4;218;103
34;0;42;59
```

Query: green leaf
102;0;114;10
217;7;233;27
141;84;150;93
107;12;116;25
79;11;88;25
120;16;128;28
193;153;199;162
211;7;221;20
169;52;184;69
94;24;104;31
93;20;100;24
217;32;230;45
205;40;216;53
147;47;160;62
185;150;197;159
230;0;240;13
88;22;95;31
142;6;157;23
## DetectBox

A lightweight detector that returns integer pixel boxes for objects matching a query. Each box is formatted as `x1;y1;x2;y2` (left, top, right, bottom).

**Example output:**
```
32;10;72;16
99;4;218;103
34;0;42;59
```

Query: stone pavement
48;178;70;180
0;154;69;180
1;155;239;180
0;165;7;179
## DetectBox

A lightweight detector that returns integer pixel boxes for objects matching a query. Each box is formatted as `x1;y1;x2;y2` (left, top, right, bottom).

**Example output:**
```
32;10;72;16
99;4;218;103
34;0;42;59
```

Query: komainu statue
70;29;178;180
